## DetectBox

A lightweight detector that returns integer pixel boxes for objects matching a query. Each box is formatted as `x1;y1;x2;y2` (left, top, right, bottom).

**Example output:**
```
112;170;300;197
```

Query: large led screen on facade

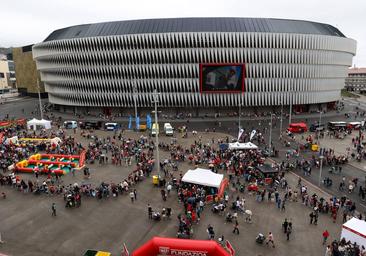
200;64;245;93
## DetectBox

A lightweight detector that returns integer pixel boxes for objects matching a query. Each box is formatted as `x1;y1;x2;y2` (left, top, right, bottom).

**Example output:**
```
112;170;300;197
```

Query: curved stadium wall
32;18;357;108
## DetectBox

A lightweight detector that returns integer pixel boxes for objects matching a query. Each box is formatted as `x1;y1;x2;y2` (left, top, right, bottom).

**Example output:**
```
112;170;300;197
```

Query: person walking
325;245;332;256
51;203;56;216
133;189;137;200
148;204;153;219
282;218;288;233
167;183;172;196
277;198;282;209
322;230;330;245
0;232;4;244
266;232;275;248
129;191;134;203
281;200;286;211
207;224;215;240
309;212;314;224
232;220;239;235
286;225;292;241
161;189;167;201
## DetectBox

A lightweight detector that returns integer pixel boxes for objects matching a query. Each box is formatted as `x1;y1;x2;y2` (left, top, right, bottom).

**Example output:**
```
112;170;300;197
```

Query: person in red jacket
322;230;330;245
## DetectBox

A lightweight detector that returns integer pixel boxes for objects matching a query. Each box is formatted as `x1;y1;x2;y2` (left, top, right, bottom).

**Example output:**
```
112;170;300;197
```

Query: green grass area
341;89;360;98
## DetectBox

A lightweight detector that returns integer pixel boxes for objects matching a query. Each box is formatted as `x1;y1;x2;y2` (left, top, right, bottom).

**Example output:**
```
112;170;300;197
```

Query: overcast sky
2;0;365;66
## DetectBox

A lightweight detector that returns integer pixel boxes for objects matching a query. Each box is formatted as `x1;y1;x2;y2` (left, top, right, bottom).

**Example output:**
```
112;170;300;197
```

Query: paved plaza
0;127;344;256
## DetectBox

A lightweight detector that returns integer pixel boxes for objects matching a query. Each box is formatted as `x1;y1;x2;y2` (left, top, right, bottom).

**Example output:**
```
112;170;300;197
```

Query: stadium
32;17;357;113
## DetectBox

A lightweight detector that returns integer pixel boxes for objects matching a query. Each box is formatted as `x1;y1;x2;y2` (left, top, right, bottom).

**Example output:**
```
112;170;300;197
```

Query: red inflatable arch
132;237;230;256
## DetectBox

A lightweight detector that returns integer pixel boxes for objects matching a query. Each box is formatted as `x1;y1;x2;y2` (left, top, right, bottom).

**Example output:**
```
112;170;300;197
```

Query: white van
64;120;77;129
151;123;159;136
104;122;119;131
164;123;173;136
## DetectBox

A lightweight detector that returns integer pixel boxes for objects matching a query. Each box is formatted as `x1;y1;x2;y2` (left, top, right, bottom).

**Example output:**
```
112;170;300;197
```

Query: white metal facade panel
33;32;356;107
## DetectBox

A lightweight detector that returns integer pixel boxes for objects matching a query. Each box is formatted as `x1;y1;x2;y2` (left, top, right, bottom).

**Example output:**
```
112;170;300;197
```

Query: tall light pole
133;83;138;125
279;103;283;140
318;155;324;187
238;92;243;132
152;89;161;177
318;111;322;144
37;79;43;120
269;113;274;154
238;102;241;131
289;98;292;125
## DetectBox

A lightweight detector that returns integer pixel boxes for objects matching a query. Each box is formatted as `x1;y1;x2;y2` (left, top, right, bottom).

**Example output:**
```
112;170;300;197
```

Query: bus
328;121;347;131
287;123;308;133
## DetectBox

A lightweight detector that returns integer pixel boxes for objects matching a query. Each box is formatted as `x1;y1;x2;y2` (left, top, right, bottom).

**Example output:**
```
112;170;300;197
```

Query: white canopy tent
182;168;223;188
27;118;52;130
228;142;258;150
341;217;366;248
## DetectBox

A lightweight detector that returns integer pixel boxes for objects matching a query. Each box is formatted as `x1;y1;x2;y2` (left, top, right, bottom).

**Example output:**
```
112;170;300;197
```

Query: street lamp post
318;111;322;144
37;79;43;120
133;83;138;125
289;99;292;125
152;89;161;177
269;113;274;154
318;155;324;187
238;102;241;131
279;103;283;139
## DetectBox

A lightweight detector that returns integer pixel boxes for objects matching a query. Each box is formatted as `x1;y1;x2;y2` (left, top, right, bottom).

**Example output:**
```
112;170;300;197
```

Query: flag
250;130;256;141
237;128;244;141
146;114;152;129
128;115;133;130
121;243;129;256
135;116;140;130
225;240;235;256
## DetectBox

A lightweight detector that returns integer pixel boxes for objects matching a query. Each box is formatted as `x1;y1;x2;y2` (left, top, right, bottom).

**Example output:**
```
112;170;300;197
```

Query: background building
345;68;366;93
33;17;357;114
0;55;16;91
13;45;46;97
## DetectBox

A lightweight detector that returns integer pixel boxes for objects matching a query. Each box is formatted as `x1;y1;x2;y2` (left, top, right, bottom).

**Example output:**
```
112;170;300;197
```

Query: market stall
182;168;228;201
228;142;258;150
255;164;279;178
341;217;366;248
27;118;52;130
182;168;223;188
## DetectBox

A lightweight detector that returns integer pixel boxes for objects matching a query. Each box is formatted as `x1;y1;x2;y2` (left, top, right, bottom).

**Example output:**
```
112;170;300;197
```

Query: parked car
104;122;120;131
64;120;77;129
164;123;174;136
151;123;159;136
79;121;102;130
309;123;325;132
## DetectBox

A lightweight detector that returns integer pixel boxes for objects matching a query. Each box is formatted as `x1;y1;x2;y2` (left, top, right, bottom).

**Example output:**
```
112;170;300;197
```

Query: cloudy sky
2;0;366;66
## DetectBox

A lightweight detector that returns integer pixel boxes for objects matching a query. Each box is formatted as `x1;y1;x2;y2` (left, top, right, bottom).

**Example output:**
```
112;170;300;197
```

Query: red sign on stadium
200;64;245;93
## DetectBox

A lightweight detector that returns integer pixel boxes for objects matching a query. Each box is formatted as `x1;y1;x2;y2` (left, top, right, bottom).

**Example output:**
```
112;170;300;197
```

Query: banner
135;116;140;130
121;243;129;256
237;128;244;141
146;114;152;129
225;240;235;256
250;130;256;141
128;115;132;130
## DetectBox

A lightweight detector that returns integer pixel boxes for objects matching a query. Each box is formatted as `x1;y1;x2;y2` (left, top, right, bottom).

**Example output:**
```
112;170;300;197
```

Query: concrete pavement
0;129;345;256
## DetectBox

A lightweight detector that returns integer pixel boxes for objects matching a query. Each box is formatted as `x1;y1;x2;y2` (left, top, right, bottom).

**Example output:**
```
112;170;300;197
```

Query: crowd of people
2;110;366;256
